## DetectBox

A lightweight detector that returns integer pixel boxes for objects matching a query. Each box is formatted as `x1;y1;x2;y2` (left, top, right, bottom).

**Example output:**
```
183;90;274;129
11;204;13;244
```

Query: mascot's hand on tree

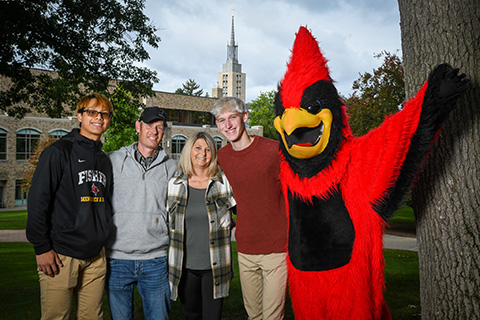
428;63;469;103
436;64;469;101
423;63;469;129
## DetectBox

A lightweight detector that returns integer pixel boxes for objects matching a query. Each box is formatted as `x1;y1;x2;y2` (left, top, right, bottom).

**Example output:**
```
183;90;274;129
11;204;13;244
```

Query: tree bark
398;0;480;318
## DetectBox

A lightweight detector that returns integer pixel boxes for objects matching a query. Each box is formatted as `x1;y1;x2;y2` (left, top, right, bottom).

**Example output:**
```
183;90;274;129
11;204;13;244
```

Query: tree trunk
398;0;480;318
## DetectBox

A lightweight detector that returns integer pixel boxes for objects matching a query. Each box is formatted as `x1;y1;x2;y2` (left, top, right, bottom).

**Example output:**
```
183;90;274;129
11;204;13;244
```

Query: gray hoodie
105;142;177;260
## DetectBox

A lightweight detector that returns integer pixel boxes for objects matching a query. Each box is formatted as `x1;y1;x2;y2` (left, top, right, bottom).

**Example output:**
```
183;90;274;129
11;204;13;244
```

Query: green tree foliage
248;90;278;140
175;79;205;96
0;0;159;118
345;51;405;136
102;85;141;153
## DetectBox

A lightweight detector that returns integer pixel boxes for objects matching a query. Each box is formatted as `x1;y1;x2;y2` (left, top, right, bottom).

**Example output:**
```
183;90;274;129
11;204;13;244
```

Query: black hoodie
26;128;113;259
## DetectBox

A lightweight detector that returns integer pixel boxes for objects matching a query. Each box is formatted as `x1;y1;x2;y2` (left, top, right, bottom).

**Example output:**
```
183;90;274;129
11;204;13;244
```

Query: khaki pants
237;252;288;320
38;248;106;320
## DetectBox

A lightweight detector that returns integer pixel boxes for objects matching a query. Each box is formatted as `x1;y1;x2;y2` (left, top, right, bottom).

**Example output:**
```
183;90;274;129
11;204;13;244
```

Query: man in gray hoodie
105;107;177;320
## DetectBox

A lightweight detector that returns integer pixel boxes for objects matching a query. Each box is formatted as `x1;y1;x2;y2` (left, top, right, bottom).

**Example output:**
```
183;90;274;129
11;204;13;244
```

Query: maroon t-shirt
218;136;288;254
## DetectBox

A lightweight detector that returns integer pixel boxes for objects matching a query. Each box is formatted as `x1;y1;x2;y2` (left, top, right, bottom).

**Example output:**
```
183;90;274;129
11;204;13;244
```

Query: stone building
0;114;79;208
0;88;262;208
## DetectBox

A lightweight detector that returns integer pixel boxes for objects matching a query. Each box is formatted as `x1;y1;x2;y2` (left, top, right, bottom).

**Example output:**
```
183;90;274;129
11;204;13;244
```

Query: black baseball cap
139;107;167;126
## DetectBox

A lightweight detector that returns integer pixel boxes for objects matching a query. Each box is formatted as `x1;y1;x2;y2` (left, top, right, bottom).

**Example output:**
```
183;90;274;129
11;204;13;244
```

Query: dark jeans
178;268;223;320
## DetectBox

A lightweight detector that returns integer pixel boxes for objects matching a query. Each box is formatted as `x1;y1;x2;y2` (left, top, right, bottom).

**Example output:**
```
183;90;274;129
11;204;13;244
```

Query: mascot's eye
306;100;323;115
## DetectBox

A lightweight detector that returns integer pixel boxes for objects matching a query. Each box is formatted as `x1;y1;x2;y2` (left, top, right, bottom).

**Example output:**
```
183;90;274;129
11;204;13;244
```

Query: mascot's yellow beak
274;108;333;159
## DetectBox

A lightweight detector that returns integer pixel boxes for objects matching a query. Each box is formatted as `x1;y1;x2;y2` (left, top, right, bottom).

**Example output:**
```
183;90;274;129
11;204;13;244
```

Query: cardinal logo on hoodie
91;184;99;196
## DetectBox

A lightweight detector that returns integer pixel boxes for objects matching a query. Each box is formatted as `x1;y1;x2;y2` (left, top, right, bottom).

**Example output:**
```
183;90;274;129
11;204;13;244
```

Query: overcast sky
142;0;402;102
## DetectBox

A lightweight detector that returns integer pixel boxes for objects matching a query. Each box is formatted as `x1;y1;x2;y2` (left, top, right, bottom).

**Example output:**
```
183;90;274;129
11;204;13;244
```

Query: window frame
171;135;187;160
0;128;7;161
16;128;41;161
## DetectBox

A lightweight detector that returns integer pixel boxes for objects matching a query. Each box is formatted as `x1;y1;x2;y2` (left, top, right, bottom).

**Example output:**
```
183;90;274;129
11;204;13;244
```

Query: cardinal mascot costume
273;27;468;319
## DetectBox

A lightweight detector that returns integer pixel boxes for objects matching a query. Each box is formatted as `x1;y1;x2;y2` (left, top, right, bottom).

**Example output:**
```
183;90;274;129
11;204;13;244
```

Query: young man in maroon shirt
211;96;288;320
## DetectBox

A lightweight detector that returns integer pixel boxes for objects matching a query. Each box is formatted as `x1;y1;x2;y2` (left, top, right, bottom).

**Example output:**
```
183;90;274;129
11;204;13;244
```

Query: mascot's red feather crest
273;26;468;319
280;26;332;109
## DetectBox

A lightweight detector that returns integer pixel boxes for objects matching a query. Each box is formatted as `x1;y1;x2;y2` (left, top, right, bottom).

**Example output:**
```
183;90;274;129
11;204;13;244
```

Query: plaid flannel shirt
167;172;236;300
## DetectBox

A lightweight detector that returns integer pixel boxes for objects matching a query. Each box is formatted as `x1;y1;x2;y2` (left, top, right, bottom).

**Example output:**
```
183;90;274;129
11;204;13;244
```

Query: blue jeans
106;257;170;320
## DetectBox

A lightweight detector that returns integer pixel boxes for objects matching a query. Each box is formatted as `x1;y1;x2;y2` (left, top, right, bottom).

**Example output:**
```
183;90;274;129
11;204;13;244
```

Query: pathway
0;229;418;251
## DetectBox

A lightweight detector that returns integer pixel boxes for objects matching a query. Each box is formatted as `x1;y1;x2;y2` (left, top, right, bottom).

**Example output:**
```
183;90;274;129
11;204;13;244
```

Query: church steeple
212;10;246;101
223;10;241;73
227;10;238;63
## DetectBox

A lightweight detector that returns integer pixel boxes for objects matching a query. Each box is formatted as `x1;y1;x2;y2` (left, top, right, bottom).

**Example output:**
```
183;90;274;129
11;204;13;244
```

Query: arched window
214;136;223;151
171;135;187;160
49;129;69;140
16;128;40;160
0;128;7;160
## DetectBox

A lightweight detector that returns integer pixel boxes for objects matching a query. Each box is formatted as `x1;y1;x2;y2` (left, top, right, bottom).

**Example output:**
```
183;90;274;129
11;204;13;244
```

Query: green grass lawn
1;208;418;318
0;210;27;229
1;241;419;319
2;206;416;231
384;250;420;319
388;204;416;230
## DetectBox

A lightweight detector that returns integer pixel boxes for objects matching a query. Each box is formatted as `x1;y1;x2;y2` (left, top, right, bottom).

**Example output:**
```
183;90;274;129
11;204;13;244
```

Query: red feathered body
280;85;426;319
280;84;424;319
274;27;467;320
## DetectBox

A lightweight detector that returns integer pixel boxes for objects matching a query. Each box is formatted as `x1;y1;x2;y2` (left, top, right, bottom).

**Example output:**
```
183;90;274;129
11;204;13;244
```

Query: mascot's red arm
354;63;467;220
351;83;427;214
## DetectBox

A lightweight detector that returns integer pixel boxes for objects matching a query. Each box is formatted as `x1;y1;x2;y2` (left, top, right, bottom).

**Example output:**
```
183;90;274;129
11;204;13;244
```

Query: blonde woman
167;132;236;319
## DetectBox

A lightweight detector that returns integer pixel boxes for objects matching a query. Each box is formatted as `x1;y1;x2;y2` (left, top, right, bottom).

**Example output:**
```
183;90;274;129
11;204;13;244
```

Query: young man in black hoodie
26;93;114;319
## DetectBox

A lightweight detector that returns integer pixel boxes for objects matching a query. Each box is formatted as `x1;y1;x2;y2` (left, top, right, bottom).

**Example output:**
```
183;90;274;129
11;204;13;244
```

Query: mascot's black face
274;80;345;178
